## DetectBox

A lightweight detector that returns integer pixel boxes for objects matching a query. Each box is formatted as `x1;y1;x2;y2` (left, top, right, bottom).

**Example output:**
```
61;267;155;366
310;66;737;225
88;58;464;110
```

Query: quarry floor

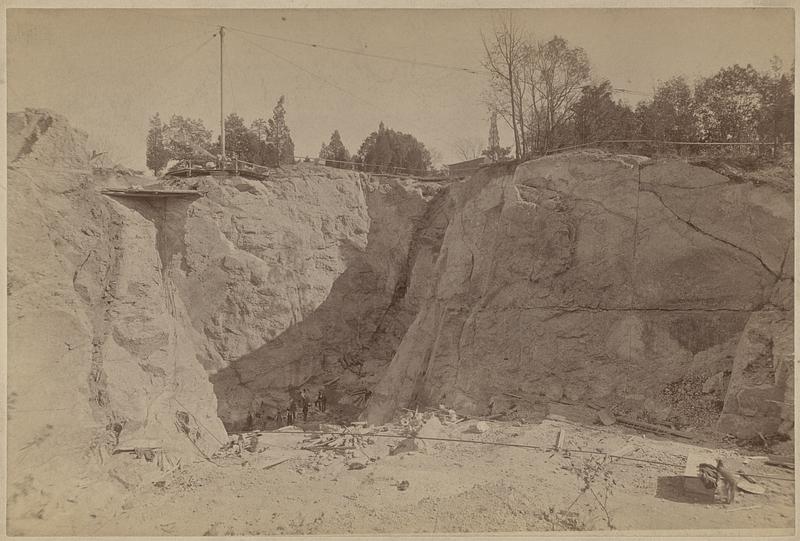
26;411;794;537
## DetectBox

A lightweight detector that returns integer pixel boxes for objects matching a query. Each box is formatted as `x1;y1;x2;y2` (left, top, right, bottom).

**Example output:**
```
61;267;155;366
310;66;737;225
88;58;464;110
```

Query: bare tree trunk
508;60;520;159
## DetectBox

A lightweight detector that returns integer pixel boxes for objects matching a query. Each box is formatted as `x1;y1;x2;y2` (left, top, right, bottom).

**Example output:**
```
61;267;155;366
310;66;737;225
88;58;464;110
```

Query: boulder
389;437;424;455
545;382;564;402
702;372;726;394
468;421;490;434
717;309;793;438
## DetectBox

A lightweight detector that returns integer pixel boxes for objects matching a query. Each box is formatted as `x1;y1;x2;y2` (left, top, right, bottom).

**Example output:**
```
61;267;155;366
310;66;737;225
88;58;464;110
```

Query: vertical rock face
6;110;456;531
97;195;227;454
366;151;793;435
209;176;453;428
6;110;793;536
7;110;227;532
171;169;372;369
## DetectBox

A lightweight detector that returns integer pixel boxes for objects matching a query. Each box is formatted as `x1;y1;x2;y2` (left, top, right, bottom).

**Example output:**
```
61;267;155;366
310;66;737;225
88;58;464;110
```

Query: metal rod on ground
260;430;689;469
266;430;796;481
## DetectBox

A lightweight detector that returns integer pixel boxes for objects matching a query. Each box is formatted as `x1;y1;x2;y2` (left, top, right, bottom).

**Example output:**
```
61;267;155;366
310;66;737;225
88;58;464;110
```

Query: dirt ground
16;407;792;537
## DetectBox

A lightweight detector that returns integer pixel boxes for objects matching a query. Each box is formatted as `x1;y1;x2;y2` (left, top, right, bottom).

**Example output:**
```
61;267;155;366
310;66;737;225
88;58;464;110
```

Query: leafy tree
572;81;637;144
756;59;794;147
319;129;350;164
223;113;256;161
248;117;276;165
356;121;432;174
251;117;269;142
267;95;295;165
636;76;697;142
524;36;591;153
162;114;213;161
694;65;763;142
483;21;590;156
145;112;170;175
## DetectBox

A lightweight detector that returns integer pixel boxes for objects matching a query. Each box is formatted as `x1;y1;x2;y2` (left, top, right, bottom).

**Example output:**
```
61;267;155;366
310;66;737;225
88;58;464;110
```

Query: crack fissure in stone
641;183;779;279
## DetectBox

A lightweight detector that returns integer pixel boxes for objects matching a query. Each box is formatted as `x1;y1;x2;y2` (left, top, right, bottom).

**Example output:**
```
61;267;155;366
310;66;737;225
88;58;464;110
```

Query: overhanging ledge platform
100;189;202;198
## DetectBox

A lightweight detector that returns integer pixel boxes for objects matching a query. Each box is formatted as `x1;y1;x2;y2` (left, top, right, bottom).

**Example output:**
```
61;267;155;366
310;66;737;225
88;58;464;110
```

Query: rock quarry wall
6;109;452;530
6;112;793;533
365;152;793;438
7;110;230;533
210;174;453;428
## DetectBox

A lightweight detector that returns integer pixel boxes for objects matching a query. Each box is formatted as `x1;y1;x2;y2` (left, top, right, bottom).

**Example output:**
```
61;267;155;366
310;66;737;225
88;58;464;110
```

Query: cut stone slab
277;425;304;432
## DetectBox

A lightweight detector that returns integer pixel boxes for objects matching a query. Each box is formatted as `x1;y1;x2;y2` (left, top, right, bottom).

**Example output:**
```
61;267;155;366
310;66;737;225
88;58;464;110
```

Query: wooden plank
101;189;201;198
262;458;292;470
765;461;794;471
768;454;794;465
616;415;692;439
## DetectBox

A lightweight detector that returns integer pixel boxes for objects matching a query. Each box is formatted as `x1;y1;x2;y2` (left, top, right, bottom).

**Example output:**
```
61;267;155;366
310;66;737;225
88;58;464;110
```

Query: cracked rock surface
366;151;793;435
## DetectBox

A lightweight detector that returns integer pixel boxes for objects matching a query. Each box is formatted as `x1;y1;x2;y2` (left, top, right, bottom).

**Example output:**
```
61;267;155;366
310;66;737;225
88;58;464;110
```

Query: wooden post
219;26;226;162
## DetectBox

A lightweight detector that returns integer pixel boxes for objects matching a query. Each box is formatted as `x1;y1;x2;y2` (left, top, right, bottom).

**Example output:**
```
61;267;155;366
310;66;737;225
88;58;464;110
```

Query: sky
7;8;795;170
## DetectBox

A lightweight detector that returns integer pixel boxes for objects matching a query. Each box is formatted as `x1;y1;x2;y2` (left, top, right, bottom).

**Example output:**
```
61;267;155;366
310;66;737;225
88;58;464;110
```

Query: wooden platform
164;167;267;181
101;188;202;198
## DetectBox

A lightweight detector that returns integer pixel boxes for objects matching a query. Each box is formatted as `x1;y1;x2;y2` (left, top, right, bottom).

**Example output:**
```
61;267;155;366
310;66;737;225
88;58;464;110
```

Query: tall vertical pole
219;26;226;164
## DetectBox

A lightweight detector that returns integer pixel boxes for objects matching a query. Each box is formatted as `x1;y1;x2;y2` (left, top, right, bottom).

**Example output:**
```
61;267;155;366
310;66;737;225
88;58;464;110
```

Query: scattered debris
302;426;373;454
348;461;366;470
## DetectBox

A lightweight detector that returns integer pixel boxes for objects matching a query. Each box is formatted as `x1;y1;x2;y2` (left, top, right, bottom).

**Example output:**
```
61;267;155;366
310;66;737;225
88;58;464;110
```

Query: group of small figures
284;388;327;426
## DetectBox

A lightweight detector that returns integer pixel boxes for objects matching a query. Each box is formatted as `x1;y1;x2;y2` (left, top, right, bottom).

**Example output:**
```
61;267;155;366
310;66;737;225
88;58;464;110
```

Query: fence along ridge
545;139;793;155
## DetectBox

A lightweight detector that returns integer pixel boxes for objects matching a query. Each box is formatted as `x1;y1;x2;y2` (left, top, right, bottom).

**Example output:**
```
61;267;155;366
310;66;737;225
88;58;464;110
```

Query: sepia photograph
4;4;796;538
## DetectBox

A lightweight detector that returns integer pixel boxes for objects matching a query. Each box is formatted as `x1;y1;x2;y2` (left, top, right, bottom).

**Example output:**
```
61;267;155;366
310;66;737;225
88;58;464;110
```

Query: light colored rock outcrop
7;110;226;533
171;169;372;369
365;151;793;434
7;110;793;537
